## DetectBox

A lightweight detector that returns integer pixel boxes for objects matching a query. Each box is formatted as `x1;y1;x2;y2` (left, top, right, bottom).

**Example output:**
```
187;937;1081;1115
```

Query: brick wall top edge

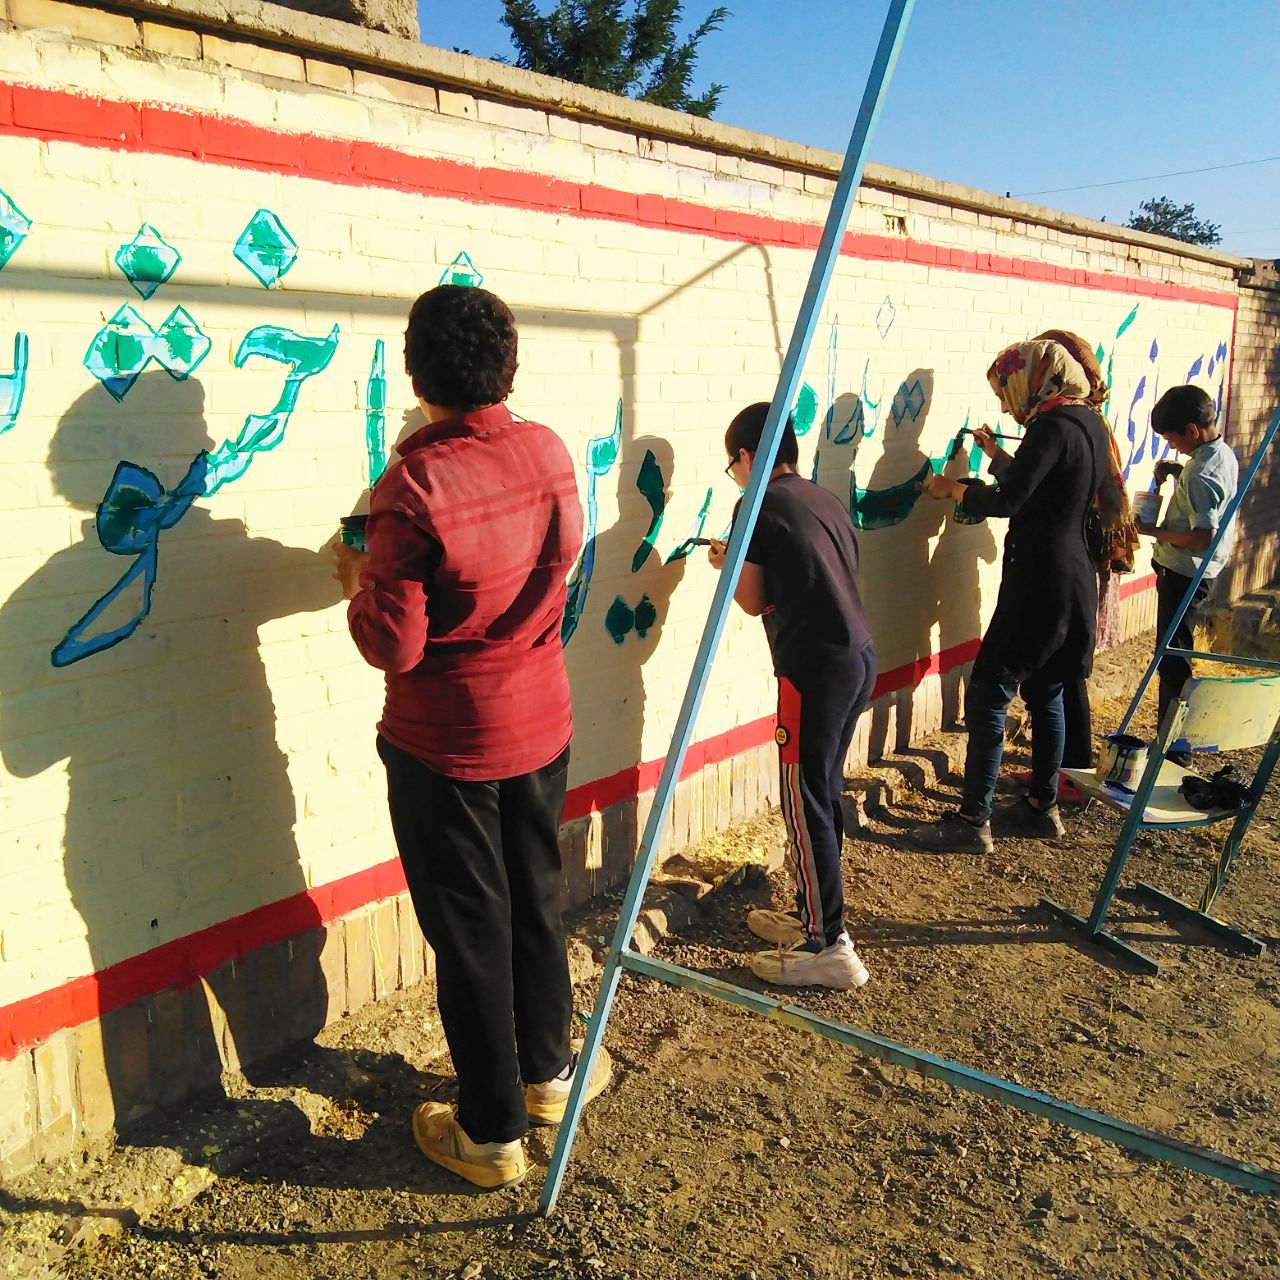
1240;262;1280;294
17;0;1255;274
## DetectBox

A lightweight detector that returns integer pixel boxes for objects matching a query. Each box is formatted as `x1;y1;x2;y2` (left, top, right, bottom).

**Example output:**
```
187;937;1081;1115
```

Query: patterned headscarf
986;338;1094;425
1034;329;1109;408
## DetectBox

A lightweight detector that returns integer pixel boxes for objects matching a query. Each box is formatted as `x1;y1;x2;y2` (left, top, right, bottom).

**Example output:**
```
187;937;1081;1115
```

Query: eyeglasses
724;452;740;478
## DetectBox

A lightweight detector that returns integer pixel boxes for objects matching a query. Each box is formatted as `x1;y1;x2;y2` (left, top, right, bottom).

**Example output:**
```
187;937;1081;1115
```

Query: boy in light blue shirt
1140;385;1239;747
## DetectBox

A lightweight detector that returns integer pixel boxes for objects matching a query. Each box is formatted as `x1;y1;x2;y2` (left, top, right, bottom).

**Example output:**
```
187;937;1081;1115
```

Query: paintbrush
945;426;1017;462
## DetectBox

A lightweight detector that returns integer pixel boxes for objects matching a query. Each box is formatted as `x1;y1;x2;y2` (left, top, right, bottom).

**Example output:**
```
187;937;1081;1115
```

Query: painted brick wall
0;2;1259;1169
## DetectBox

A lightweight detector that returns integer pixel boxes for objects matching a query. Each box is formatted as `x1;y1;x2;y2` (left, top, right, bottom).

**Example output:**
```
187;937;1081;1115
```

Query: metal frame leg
1040;747;1166;971
1131;881;1266;956
1127;731;1280;957
619;952;1280;1195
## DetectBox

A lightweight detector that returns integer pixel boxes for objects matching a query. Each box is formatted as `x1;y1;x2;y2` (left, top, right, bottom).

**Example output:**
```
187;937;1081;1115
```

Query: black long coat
960;404;1110;683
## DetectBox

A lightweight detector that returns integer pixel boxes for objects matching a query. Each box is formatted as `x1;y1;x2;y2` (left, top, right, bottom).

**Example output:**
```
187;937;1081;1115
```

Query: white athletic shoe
748;934;870;990
746;908;805;946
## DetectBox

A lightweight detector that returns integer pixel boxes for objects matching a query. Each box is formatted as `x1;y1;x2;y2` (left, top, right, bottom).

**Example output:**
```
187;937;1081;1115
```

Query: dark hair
725;401;800;466
404;285;518;410
1151;384;1216;437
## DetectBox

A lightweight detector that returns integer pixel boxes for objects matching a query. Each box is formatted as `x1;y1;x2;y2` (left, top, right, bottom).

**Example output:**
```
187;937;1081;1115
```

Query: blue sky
418;0;1280;260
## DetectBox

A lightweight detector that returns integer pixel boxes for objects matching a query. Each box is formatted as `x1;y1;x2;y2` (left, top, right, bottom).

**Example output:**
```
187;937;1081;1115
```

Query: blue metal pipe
1161;648;1280;672
619;951;1280;1195
538;0;918;1215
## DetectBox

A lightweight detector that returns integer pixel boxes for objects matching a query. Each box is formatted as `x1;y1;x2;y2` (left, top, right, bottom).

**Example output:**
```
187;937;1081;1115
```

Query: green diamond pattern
439;251;483;288
234;209;298;288
0;188;32;271
84;305;211;401
115;223;181;299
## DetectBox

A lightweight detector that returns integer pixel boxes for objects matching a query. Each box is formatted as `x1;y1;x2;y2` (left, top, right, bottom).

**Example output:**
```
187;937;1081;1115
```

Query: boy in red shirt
332;286;610;1188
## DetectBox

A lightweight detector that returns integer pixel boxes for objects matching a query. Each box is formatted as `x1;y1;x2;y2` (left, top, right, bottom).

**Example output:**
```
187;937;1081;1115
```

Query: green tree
1125;196;1222;247
499;1;730;118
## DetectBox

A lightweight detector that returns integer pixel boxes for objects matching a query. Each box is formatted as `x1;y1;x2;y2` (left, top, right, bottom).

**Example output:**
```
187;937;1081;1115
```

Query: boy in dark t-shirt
709;402;878;990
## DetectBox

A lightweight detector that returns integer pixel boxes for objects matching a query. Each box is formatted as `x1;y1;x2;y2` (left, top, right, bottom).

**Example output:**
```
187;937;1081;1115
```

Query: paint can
1096;733;1148;792
952;476;985;525
1133;490;1162;529
340;514;368;552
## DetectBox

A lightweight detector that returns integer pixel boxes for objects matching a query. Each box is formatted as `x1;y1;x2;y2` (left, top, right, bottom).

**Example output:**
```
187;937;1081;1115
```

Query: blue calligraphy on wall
84;305;211;401
51;455;208;667
365;340;388;487
203;325;340;493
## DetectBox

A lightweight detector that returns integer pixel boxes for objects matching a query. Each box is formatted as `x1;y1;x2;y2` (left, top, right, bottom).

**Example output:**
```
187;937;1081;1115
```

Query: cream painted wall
0;17;1240;1018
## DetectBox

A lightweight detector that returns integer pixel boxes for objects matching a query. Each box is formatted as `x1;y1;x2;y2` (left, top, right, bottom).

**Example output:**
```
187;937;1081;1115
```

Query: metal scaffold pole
539;0;919;1215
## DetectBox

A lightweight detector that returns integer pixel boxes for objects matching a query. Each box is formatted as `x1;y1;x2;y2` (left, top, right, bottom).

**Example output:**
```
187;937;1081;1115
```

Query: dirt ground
3;635;1279;1280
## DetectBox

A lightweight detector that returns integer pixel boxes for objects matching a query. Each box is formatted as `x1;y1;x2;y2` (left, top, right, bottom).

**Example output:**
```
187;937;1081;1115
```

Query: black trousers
1061;676;1094;769
378;736;573;1144
1155;565;1212;732
775;645;877;949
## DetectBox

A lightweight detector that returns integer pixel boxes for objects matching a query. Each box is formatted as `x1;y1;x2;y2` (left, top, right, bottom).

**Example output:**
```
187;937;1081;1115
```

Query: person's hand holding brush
970;424;1000;457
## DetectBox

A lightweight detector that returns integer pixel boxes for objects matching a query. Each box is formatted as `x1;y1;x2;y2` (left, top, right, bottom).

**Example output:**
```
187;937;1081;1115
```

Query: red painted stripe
0;857;411;1060
0;82;1239;312
1119;572;1158;600
872;638;982;700
559;711;777;819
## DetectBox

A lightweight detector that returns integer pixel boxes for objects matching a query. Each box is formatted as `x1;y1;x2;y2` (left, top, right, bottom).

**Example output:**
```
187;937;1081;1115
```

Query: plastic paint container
340;514;368;552
952;476;985;525
1096;733;1148;792
1133;490;1162;529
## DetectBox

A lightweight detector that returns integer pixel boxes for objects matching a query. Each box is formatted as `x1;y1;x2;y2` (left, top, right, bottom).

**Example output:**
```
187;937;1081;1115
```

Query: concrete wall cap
41;0;1252;272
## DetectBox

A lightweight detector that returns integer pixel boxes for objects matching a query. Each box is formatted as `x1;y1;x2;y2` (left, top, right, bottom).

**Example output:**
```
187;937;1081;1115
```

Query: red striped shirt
347;405;583;781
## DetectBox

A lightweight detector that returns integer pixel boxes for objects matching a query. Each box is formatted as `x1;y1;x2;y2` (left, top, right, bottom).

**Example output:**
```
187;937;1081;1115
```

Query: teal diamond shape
0;188;32;271
875;296;896;339
115;223;181;299
234;209;298;288
155;306;212;378
439;251;483;288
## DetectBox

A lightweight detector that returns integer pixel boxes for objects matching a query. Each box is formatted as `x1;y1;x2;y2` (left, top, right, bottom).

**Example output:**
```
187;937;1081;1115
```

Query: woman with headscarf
984;330;1139;783
906;335;1113;854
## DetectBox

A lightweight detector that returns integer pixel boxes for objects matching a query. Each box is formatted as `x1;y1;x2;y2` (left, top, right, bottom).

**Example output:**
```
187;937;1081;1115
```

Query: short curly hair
404;285;519;411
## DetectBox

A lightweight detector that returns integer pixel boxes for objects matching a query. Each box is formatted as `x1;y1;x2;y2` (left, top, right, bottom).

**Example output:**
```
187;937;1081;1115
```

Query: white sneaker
746;908;805;946
748;934;870;990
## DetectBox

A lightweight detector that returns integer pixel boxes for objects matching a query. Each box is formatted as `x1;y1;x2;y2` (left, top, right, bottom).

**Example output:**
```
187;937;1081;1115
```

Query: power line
1015;155;1280;198
1218;226;1280;238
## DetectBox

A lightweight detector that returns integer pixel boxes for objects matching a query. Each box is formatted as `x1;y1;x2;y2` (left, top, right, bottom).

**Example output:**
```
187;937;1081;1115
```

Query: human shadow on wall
562;434;687;892
930;486;998;728
811;391;864;501
856;369;998;749
0;374;340;1141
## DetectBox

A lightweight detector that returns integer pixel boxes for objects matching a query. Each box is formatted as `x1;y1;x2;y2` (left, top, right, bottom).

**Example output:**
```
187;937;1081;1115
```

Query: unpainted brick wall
1222;267;1280;600
0;1;1266;1170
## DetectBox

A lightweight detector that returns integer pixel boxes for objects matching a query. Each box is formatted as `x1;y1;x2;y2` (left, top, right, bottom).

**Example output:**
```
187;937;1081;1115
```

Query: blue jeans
961;665;1065;823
